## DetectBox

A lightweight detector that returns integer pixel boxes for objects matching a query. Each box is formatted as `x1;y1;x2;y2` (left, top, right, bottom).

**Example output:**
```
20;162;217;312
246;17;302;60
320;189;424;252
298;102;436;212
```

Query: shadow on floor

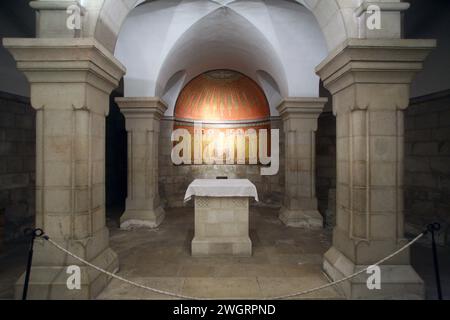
0;207;449;299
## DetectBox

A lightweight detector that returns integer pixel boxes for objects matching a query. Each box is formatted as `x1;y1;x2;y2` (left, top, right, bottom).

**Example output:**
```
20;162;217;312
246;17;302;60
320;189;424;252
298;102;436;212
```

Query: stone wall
405;90;450;245
0;92;35;247
158;117;284;208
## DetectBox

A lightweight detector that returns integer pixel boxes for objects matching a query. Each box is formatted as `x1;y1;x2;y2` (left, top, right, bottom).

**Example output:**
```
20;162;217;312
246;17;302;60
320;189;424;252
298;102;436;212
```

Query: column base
279;207;323;229
192;237;252;257
323;246;425;300
15;247;118;300
120;206;165;230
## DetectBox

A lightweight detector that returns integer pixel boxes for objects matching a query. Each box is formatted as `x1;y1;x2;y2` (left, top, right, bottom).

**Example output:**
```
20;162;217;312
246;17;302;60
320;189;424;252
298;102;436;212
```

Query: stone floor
0;207;449;300
98;207;341;300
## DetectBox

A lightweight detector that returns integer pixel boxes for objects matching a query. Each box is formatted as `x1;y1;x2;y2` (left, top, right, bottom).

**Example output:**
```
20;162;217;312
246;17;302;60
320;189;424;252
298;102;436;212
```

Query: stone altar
184;179;258;257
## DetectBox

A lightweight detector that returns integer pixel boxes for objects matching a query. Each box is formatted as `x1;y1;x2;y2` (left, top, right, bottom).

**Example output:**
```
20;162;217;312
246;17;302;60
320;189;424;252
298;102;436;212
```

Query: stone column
115;98;167;229
277;98;327;228
316;39;436;299
3;38;125;299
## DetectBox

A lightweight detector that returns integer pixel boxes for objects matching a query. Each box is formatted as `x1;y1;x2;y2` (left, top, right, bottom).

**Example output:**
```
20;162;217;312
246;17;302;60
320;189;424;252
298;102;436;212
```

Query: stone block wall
158;117;284;208
405;90;450;244
0;92;35;247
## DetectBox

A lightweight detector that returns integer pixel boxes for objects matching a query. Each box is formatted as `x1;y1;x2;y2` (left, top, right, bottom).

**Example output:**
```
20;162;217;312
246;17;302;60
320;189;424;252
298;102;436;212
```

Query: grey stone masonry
405;90;450;245
0;91;36;247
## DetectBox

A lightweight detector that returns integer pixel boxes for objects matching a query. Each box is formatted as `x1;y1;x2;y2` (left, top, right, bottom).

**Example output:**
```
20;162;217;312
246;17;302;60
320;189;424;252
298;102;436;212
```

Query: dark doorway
105;88;127;224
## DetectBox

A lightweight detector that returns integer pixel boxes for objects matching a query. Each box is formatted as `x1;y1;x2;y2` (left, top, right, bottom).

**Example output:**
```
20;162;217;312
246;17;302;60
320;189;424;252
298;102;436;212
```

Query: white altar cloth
184;179;259;202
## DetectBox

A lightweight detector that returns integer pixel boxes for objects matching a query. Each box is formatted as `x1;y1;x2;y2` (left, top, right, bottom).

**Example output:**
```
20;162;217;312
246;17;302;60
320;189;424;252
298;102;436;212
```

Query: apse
175;70;270;122
114;0;328;115
173;69;271;165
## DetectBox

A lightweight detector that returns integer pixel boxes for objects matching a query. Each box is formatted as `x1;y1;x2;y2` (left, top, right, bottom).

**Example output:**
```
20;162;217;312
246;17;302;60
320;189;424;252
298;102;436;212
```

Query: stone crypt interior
0;0;449;300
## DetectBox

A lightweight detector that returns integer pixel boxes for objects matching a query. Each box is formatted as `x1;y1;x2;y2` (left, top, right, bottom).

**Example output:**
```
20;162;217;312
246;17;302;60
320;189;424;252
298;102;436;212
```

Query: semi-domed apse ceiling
115;0;328;116
175;70;270;122
173;70;271;165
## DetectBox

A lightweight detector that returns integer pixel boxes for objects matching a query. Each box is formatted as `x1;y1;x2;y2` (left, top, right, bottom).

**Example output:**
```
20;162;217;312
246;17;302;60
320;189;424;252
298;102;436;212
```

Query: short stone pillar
3;38;125;299
316;39;436;299
116;97;167;229
277;98;327;228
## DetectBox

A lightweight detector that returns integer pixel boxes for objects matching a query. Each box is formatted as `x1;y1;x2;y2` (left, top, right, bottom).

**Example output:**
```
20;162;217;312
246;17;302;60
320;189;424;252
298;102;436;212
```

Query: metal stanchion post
427;223;443;300
22;228;44;301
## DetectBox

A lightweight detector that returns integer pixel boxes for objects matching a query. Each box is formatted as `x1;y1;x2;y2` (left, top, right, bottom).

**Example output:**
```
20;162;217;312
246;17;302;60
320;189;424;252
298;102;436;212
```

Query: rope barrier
44;236;197;300
270;232;425;300
35;231;426;300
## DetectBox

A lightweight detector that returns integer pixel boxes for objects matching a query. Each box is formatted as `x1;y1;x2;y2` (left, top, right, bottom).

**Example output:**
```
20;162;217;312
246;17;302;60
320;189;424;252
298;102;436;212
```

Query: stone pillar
316;39;436;299
277;98;327;228
3;38;125;299
115;98;167;229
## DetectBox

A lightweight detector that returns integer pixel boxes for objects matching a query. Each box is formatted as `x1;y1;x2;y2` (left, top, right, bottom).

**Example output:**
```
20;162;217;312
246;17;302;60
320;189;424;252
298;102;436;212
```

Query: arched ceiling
114;0;328;116
175;70;270;122
93;0;355;54
157;5;288;105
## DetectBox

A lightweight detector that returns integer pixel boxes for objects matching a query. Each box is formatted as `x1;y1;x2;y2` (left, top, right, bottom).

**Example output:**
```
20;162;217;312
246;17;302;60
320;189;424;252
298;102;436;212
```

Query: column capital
277;97;327;117
3;38;126;113
354;1;411;39
277;97;327;132
316;39;436;114
30;1;86;38
115;97;168;120
355;2;410;17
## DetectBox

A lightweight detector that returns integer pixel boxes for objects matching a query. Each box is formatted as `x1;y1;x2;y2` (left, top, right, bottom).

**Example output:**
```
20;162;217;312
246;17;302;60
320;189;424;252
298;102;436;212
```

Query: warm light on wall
175;70;270;122
174;70;271;164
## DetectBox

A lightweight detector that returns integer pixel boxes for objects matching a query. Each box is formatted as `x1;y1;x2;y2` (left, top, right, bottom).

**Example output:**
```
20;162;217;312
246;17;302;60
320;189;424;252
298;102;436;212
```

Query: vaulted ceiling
114;0;328;116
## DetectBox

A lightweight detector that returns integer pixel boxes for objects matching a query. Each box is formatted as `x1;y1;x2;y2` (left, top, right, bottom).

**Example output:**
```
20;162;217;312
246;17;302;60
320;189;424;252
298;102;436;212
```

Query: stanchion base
323;246;425;300
14;247;118;300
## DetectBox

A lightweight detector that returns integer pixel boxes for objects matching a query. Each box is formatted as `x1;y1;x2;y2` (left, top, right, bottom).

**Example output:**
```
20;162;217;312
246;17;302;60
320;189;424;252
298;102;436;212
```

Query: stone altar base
192;197;252;257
